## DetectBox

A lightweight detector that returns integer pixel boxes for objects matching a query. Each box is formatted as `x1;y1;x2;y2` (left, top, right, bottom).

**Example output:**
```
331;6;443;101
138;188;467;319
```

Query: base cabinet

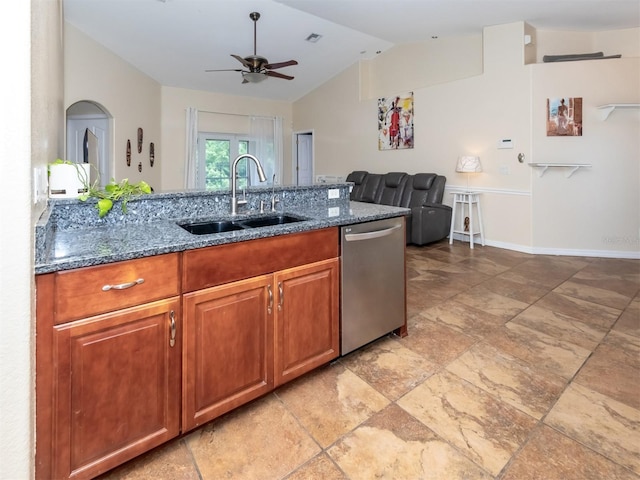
51;299;181;479
274;259;339;386
182;258;339;431
182;275;274;431
36;230;341;479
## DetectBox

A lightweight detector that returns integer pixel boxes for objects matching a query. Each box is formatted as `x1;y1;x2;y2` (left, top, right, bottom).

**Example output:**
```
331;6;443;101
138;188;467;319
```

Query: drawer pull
169;310;176;347
101;278;145;291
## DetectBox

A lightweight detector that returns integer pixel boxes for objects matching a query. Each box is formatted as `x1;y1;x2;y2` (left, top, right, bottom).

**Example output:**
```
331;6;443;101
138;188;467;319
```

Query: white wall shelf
597;103;640;120
528;163;592;178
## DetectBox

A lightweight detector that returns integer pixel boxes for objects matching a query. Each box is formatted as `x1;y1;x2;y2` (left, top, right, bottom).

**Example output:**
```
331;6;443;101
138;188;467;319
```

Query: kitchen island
34;183;409;480
36;183;408;274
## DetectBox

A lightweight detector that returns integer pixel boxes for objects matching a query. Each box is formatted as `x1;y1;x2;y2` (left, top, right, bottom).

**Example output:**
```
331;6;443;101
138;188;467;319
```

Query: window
197;133;251;190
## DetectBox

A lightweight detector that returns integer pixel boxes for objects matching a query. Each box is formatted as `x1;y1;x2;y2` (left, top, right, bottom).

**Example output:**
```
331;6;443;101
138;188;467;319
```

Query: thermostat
498;139;514;149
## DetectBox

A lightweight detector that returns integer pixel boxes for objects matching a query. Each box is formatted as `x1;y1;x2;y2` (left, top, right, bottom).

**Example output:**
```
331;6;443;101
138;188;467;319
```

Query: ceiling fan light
242;72;267;83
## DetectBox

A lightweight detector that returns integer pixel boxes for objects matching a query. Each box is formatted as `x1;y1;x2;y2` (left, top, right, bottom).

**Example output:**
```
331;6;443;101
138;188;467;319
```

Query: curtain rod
194;109;275;120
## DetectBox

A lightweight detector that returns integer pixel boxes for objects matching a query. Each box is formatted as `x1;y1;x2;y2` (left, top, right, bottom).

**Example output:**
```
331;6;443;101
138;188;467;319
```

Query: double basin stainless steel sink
178;214;307;235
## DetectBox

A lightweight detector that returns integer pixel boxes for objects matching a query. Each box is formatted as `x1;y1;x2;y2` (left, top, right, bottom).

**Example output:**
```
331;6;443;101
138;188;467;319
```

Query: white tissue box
48;163;90;198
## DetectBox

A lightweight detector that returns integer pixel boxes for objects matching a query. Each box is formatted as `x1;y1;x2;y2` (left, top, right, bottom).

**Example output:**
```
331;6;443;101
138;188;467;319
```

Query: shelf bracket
598;105;616;121
537;165;549;177
566;165;581;178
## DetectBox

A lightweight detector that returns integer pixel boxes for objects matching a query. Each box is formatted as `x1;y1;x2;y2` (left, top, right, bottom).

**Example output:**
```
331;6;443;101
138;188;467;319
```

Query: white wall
1;0;64;478
531;58;639;255
160;86;293;190
294;23;640;257
65;23;162;189
294;22;535;250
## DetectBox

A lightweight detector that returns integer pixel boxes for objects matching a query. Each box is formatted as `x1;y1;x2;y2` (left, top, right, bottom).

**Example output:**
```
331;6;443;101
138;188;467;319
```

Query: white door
295;132;313;185
67;116;109;187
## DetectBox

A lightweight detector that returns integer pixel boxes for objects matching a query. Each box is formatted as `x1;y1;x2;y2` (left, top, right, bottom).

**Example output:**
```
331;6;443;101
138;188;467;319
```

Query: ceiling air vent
305;33;322;43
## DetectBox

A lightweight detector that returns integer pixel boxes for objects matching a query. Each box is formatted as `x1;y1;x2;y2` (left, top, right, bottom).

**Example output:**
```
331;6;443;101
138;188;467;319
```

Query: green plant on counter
79;178;152;218
50;159;151;218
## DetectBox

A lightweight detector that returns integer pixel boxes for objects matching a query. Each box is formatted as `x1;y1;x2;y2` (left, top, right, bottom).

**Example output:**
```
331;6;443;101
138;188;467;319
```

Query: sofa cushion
360;173;382;203
374;172;408;206
400;173;446;207
346;170;368;201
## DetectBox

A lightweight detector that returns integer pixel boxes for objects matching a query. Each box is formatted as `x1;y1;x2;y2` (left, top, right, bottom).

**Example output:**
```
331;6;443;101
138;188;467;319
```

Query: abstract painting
378;92;414;150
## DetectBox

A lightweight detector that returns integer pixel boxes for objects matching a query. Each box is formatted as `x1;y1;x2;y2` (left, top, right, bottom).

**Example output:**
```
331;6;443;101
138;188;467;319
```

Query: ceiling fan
206;12;298;84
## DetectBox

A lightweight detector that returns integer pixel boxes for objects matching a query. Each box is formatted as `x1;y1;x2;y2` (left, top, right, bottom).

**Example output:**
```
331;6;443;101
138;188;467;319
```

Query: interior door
67;117;109;187
295;132;313;185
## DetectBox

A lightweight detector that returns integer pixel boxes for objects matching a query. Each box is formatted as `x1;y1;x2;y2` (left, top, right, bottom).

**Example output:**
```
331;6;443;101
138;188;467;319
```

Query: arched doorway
66;101;111;187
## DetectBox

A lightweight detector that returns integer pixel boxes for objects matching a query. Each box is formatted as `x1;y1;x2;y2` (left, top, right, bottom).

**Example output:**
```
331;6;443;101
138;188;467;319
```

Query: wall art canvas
378;92;414;150
547;97;583;136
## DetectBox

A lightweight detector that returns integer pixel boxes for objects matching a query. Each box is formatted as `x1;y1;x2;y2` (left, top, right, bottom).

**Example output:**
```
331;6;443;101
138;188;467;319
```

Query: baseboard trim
450;234;640;259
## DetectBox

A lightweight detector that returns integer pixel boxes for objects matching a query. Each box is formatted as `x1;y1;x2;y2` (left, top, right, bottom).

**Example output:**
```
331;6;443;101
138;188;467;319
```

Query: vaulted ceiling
63;0;640;101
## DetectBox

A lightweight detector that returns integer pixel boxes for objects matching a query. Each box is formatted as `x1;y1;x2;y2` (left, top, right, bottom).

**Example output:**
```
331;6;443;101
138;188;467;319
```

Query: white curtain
184;107;198;189
249;116;283;185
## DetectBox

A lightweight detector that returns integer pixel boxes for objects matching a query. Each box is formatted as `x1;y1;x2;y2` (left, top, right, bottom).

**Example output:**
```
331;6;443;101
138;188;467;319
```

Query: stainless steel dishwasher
341;216;406;355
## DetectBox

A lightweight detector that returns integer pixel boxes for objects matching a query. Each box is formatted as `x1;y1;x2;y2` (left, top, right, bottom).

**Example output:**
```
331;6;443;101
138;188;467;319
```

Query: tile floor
99;241;640;480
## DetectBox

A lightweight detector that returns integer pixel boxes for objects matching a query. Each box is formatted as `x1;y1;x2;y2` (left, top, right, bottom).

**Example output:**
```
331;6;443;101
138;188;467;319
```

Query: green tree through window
203;137;249;190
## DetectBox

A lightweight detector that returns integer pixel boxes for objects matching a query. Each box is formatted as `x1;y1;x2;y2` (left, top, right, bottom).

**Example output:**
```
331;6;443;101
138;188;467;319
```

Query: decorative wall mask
137;127;143;153
126;139;131;166
150;142;155;167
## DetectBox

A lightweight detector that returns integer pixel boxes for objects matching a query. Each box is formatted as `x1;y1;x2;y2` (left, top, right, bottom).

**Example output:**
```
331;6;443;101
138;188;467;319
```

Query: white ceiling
63;0;640;102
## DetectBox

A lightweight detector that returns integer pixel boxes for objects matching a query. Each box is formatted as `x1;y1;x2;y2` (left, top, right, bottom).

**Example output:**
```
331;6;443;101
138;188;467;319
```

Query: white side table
449;191;485;249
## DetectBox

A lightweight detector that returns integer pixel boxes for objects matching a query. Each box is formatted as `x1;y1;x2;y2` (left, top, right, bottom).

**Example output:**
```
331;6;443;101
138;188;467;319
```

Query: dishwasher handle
344;224;401;242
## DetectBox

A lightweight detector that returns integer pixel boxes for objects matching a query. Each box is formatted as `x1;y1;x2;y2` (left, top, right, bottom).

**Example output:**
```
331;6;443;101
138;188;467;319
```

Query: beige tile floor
99;241;640;480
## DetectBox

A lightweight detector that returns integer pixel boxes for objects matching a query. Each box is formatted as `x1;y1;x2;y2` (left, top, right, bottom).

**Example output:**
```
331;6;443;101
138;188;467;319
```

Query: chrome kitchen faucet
231;154;267;215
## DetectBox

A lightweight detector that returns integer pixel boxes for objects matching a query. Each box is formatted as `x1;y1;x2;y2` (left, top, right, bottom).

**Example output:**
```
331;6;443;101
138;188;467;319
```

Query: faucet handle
271;194;280;212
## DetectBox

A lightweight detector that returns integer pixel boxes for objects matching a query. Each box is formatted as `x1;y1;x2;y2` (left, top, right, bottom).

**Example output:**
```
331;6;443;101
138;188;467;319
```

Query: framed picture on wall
378;92;414;150
547;97;583;136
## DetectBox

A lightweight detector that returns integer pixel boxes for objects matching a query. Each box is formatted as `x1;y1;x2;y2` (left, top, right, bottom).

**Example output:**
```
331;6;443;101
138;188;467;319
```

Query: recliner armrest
410;203;452;245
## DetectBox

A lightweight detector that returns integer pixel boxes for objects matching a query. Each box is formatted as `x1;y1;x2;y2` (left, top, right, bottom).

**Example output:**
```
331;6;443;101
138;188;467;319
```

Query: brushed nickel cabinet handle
102;278;144;291
267;284;273;314
278;282;284;311
169;310;176;347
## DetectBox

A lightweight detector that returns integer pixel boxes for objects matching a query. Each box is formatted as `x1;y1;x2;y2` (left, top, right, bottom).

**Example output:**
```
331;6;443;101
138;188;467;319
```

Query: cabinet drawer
182;227;339;292
53;253;180;324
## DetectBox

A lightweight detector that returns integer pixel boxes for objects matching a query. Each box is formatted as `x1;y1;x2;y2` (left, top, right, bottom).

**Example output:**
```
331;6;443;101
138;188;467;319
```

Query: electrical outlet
328;188;340;199
328;207;340;217
33;166;46;204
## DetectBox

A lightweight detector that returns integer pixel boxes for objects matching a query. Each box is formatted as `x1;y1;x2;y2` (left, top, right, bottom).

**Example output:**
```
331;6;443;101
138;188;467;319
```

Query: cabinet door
52;298;181;480
182;275;273;431
274;258;339;386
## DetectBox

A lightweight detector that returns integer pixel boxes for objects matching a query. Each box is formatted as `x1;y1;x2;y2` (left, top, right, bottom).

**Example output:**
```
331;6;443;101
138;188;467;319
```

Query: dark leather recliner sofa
346;171;452;246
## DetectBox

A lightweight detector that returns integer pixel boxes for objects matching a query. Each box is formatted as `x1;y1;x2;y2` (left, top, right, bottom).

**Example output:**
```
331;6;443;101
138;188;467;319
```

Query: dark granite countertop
35;185;409;274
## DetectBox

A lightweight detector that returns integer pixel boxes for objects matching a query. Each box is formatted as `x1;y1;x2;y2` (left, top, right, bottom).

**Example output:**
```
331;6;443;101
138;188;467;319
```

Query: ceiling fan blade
266;70;294;80
231;54;252;68
264;60;298;70
205;68;244;73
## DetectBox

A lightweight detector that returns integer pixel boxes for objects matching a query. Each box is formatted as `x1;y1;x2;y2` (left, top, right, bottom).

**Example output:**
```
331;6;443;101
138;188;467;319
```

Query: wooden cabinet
37;229;341;478
182;275;274;431
274;259;339;386
182;257;340;432
52;300;181;479
36;254;181;480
